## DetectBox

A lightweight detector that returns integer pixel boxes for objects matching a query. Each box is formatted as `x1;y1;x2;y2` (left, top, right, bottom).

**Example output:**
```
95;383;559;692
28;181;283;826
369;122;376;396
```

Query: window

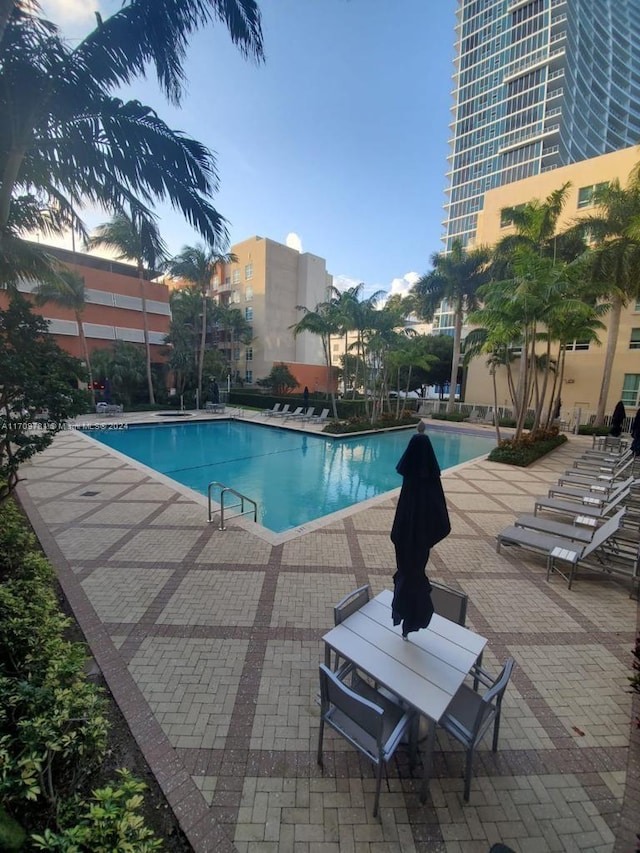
564;339;590;351
212;275;220;287
232;269;240;285
635;300;640;312
245;307;253;321
621;374;640;407
245;369;253;383
630;329;640;349
245;263;253;280
233;347;240;361
500;203;525;227
232;290;240;304
332;342;340;352
225;276;231;286
245;286;253;302
245;347;253;361
577;182;608;209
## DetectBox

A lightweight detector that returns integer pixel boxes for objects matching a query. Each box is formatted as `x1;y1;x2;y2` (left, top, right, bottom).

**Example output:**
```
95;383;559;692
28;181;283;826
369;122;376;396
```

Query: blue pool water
84;421;494;533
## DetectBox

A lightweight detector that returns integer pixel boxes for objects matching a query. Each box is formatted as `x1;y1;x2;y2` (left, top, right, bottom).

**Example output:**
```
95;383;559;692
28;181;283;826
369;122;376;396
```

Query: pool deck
16;411;639;853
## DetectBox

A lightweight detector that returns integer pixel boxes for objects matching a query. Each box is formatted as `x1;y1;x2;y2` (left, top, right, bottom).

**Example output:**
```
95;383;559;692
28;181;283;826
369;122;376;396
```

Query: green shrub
0;500;158;847
31;770;162;852
0;804;26;851
578;425;610;436
431;413;467;422
488;430;567;466
0;501;37;577
324;414;419;434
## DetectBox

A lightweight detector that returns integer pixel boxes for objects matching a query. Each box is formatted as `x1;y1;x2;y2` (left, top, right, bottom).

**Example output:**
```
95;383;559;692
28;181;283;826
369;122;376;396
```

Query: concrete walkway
17;416;639;853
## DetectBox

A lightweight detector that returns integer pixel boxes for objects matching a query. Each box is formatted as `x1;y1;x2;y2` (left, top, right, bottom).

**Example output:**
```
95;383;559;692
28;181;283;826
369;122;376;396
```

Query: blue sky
42;0;457;299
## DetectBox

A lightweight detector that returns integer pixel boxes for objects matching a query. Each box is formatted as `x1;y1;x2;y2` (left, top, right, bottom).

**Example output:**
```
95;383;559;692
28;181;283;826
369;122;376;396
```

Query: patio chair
437;657;515;802
261;403;281;417
298;407;317;422
430;581;468;626
317;663;415;818
429;581;482;689
333;585;371;671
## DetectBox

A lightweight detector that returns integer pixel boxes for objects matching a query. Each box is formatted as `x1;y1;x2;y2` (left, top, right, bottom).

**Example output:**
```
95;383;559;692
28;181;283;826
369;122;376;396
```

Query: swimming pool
83;420;494;533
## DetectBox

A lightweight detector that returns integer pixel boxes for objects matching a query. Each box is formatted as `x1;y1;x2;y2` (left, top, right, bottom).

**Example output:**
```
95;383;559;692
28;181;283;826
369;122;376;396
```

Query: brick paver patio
17;414;639;853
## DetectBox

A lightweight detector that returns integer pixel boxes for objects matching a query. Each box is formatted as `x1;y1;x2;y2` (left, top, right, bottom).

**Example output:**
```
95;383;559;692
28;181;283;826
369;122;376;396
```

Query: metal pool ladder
207;481;258;530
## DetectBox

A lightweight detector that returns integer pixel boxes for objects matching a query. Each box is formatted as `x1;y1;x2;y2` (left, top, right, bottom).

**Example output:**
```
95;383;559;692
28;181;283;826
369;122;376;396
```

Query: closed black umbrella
390;422;451;639
609;400;626;437
631;409;640;455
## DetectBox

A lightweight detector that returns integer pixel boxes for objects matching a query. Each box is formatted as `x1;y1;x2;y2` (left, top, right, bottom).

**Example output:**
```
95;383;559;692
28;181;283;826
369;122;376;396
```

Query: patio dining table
322;588;487;801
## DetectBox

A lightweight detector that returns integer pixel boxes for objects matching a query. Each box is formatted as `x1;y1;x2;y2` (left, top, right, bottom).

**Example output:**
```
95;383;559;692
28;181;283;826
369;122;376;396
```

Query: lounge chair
497;508;627;580
571;448;633;472
557;457;634;487
308;408;330;425
283;406;305;421
592;435;628;452
96;403;123;416
534;477;635;519
288;406;315;421
548;481;616;500
261;403;281;417
545;509;637;588
513;513;595;543
270;404;291;418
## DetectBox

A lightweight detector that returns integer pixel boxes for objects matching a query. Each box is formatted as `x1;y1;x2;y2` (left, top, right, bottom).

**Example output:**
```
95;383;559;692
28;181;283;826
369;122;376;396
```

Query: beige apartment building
208;236;333;388
463;144;640;422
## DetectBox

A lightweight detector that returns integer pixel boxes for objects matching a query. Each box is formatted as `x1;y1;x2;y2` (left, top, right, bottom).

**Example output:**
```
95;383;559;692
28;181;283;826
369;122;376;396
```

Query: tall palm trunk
138;264;155;404
595;295;622;425
447;307;463;414
198;286;207;403
76;309;94;404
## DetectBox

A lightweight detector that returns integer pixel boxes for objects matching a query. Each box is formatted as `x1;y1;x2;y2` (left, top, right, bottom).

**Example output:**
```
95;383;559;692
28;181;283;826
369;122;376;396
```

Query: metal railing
207;481;257;530
417;400;635;434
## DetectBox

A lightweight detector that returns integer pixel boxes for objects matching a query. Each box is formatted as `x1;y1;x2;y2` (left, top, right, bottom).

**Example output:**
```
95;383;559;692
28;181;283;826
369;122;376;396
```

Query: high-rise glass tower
443;0;640;251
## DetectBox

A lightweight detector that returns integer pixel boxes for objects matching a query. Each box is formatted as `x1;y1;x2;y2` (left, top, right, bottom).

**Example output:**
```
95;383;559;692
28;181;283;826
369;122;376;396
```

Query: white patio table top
322;588;488;800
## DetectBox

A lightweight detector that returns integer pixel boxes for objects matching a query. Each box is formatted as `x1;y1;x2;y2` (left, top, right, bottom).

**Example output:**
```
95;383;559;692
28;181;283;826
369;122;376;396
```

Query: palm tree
493;182;587;280
329;283;385;398
292;301;341;419
413;240;491;413
167;244;237;402
34;269;94;399
85;212;167;405
579;175;640;424
0;1;263;282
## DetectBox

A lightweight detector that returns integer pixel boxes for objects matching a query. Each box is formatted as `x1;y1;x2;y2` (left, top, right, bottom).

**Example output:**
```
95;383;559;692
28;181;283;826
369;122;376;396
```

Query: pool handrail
207;480;258;529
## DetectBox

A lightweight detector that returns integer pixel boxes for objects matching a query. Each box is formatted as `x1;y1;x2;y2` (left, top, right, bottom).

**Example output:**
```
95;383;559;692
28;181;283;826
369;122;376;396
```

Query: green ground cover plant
323;413;420;434
488;430;567;466
0;499;163;851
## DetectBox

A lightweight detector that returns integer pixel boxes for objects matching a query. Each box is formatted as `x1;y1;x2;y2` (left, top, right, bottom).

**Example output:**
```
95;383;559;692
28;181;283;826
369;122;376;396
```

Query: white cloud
332;271;420;307
388;271;419;299
285;232;302;252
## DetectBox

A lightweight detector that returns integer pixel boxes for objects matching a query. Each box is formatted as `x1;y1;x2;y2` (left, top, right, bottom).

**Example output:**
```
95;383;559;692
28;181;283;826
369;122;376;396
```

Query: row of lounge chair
496;442;640;591
261;403;330;424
